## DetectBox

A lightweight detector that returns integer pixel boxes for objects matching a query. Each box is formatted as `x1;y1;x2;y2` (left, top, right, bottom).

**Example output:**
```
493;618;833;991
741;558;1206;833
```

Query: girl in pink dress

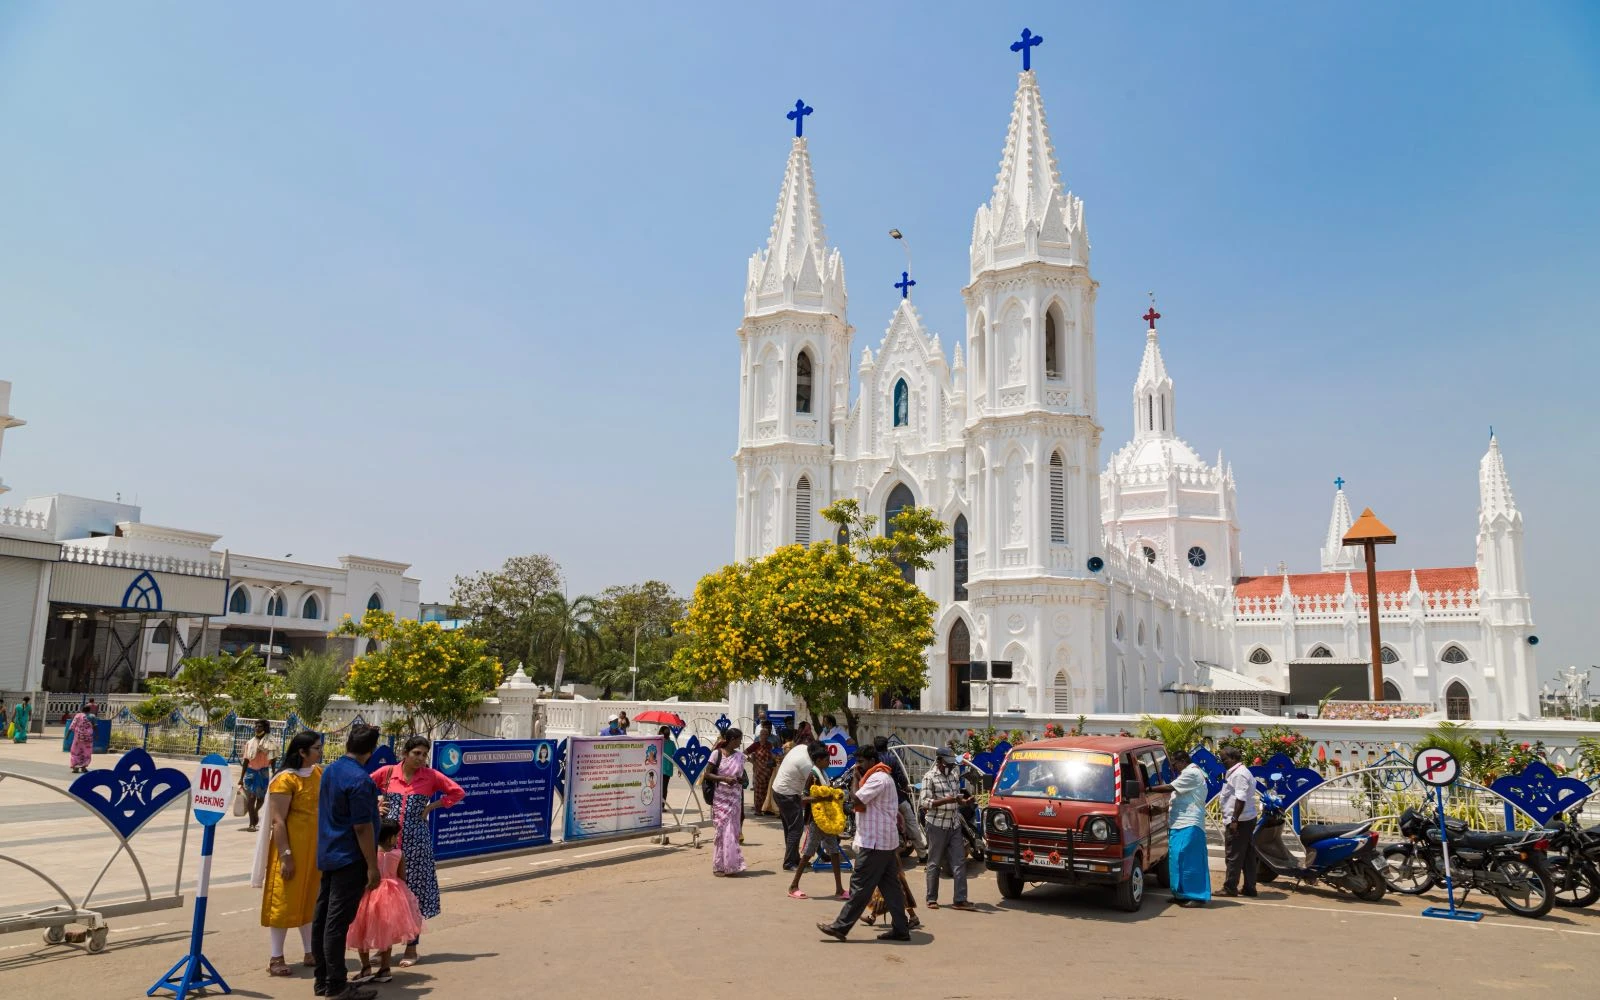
348;819;425;983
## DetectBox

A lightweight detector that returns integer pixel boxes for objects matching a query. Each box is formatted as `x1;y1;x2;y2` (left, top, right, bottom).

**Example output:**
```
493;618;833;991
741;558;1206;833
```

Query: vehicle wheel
1113;861;1145;912
1379;846;1435;895
1257;863;1280;884
996;870;1026;900
87;928;108;954
1493;858;1554;919
1345;862;1387;902
43;926;64;946
1548;857;1600;908
1152;857;1171;889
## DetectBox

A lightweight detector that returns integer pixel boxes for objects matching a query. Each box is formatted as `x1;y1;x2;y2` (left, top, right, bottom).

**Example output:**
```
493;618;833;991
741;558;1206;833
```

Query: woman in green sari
10;696;31;743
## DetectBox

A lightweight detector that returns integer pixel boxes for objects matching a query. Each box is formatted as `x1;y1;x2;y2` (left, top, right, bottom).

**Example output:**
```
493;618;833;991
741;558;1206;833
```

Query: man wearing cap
600;714;624;736
920;749;974;910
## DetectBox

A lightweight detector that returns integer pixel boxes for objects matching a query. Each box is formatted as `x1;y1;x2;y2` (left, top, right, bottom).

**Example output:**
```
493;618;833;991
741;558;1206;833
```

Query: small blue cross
787;99;813;138
1011;28;1043;71
1334;477;1345;490
895;271;916;299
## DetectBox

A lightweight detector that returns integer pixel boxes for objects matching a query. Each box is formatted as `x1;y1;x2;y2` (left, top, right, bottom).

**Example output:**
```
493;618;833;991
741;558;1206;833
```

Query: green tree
151;650;264;725
1137;708;1213;756
285;650;346;728
334;610;504;735
589;581;687;699
228;666;291;722
532;591;602;689
450;554;563;675
669;500;948;740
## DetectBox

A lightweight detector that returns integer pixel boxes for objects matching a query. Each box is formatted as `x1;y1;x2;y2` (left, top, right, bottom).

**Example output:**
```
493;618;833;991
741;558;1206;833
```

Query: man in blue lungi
1148;750;1212;907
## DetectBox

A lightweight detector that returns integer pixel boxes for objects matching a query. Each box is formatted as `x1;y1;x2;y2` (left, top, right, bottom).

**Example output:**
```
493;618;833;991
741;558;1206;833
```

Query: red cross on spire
1143;305;1160;330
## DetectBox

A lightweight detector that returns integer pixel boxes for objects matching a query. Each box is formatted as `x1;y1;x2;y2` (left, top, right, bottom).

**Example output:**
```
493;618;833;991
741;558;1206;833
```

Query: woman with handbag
704;728;747;877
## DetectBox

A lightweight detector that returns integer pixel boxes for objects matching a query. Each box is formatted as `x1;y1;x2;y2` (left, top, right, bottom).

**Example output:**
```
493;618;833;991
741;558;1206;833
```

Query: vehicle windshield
995;749;1116;803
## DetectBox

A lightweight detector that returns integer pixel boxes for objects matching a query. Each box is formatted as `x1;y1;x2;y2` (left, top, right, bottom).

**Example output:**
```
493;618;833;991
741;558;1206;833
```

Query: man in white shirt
1216;747;1259;897
771;739;815;871
819;714;848;744
817;744;911;941
1145;750;1212;907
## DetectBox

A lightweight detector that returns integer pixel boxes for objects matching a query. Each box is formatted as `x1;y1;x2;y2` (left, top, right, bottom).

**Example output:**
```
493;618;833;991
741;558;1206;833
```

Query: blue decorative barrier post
149;753;233;998
1412;748;1482;923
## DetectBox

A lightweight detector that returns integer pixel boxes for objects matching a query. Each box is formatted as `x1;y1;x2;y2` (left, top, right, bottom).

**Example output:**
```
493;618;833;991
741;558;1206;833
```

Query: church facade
729;62;1538;722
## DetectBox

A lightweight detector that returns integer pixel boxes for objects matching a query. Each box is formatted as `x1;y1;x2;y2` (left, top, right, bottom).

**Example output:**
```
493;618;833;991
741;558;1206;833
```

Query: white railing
0;504;51;535
853;709;1600;773
58;544;225;579
537;699;733;742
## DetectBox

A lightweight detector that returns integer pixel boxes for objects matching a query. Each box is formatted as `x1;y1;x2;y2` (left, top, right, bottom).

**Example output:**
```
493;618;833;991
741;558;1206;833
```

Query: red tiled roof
1233;567;1477;599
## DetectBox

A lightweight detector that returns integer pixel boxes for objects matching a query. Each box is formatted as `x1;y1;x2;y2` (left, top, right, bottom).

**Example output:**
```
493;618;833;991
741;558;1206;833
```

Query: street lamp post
262;578;303;673
631;622;645;701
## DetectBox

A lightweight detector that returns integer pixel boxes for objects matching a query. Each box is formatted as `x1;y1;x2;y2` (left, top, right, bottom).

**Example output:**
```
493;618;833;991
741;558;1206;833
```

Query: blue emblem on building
122;570;163;611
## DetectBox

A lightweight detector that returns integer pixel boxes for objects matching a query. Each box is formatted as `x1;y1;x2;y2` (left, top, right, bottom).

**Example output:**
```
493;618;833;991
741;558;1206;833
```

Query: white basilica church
730;56;1538;722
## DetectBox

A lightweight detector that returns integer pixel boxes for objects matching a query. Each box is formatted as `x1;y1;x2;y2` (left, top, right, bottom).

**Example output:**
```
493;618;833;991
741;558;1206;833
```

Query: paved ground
6;740;1600;998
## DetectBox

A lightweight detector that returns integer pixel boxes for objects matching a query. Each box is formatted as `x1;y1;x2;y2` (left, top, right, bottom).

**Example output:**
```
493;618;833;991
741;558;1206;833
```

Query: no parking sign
151;753;234;999
191;754;234;825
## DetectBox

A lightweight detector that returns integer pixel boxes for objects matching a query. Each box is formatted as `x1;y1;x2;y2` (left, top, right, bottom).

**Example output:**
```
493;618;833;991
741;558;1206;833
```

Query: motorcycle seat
1425;828;1524;849
1298;822;1371;846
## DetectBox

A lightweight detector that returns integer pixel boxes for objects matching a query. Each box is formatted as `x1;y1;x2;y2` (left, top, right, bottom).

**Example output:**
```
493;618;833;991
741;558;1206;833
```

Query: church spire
1320;478;1360;572
1479;432;1520;525
970;55;1086;279
746;116;845;318
1132;300;1175;442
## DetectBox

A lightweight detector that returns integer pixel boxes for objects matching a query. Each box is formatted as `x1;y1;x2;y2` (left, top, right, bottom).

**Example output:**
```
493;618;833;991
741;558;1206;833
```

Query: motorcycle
1252;793;1387;901
1540;816;1600;908
1380;806;1555;918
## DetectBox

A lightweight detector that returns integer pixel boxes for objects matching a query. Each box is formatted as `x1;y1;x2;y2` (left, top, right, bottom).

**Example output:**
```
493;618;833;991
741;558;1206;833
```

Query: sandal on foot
372;971;393;983
926;900;939;909
397;956;418;969
267;959;294;978
787;889;808;899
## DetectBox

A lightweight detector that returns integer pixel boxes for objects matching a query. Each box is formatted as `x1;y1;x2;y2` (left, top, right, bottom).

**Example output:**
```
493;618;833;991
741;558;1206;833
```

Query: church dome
1107;436;1208;476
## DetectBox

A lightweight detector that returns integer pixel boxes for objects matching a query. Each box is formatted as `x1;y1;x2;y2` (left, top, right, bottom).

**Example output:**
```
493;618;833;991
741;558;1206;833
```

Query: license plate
1371;857;1386;871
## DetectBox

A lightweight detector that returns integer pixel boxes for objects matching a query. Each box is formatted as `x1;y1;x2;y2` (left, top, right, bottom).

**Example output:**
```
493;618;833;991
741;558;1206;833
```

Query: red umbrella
633;710;685;727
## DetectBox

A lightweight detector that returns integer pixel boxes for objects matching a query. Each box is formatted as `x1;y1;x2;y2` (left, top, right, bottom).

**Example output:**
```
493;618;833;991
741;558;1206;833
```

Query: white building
728;56;1537;721
0;380;421;695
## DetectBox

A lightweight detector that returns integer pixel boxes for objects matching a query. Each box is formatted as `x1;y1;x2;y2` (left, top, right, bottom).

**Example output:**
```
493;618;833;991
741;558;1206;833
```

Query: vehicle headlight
1087;816;1113;841
990;810;1012;834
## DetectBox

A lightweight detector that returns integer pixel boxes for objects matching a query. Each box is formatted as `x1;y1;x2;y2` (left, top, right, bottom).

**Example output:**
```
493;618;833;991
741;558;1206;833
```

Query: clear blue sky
2;4;1595;684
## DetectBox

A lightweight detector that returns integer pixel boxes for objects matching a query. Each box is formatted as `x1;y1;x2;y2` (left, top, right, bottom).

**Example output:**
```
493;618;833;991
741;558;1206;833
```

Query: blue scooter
1252;793;1388;901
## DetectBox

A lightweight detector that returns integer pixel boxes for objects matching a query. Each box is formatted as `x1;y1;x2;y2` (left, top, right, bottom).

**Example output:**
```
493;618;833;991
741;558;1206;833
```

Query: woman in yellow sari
253;731;324;978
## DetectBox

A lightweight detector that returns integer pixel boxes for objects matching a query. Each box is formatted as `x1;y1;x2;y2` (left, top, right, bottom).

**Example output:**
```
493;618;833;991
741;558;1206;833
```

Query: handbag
232;788;249;817
701;752;722;805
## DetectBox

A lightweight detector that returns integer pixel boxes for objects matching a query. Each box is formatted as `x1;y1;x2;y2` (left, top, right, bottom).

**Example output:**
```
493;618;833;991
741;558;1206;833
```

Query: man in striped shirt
920;749;974;910
817;744;911;941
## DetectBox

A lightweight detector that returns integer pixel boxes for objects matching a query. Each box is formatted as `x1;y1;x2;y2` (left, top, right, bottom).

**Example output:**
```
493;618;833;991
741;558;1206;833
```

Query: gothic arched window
152;622;171;644
1380;645;1400;665
1310;645;1332;658
229;587;250;615
1383;680;1403;701
971;316;986;398
952;514;969;601
1137;621;1147;647
1248;647;1272;665
893;379;909;427
266;592;286;617
1141;545;1157;565
1115;614;1125;643
302;594;321;621
1441;645;1469;664
947;619;971;712
1044;308;1061;379
795;350;813;414
1052;670;1072;712
1048;451;1066;543
1446;680;1471;720
367;592;384;612
794;475;812;546
885;482;916;583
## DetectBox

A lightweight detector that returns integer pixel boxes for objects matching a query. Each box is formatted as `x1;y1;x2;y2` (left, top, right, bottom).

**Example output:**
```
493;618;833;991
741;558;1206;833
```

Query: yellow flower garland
809;784;846;836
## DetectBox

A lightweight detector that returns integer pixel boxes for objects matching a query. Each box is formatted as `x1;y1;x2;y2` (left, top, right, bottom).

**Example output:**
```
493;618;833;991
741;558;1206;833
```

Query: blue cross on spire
895;271;916;299
787;99;813;138
1011;28;1043;71
1334;476;1345;491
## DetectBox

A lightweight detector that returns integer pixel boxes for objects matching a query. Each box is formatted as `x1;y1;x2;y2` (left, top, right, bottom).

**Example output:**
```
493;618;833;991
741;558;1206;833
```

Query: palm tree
532;592;601;688
1138;708;1213;757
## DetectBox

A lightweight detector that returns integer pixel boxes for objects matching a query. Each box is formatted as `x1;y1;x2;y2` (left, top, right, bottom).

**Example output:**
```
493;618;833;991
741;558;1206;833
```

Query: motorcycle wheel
1548;857;1600;909
1379;846;1436;895
1493;858;1554;919
1256;862;1279;884
1343;862;1387;902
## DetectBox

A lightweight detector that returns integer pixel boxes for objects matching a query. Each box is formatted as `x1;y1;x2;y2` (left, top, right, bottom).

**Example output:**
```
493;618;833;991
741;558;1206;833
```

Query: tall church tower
1475;433;1536;718
962;42;1105;711
733;110;851;561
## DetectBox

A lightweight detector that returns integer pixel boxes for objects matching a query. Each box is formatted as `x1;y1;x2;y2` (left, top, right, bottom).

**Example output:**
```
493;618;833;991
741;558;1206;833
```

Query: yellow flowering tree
334;610;504;735
670;500;948;739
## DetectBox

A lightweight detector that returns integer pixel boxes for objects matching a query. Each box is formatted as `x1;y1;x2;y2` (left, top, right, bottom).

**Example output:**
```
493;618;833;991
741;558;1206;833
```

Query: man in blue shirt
313;724;382;999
